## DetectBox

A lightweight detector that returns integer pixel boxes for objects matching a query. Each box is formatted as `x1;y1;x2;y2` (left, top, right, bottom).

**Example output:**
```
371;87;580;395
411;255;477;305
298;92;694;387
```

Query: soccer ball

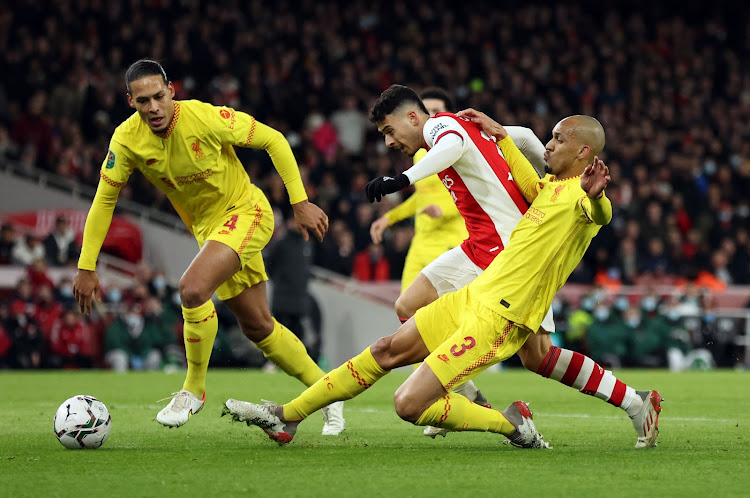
53;395;112;449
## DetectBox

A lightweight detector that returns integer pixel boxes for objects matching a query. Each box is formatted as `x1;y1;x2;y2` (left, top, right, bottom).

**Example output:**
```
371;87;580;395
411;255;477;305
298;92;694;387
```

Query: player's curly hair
125;59;169;94
420;87;454;113
369;84;428;124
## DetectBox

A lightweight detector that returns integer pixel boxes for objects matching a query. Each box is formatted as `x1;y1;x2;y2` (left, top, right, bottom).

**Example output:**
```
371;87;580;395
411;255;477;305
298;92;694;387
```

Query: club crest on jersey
550;184;566;202
219;109;231;119
191;139;205;160
105;150;115;169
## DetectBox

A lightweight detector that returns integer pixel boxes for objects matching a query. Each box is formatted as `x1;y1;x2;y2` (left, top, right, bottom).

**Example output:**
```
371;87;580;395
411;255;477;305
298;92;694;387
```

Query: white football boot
223;399;299;445
321;401;346;436
156;389;205;428
502;400;551;449
631;390;663;449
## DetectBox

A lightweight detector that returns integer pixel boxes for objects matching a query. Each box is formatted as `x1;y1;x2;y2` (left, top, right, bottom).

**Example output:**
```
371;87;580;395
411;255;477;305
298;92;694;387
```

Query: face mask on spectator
580;297;595;312
737;205;750;218
641;296;658;312
172;291;181;307
615;296;629;311
593;307;611;321
152;276;167;292
703;160;717;175
625;316;641;328
59;287;73;298
667;309;681;321
704;313;717;324
108;289;122;303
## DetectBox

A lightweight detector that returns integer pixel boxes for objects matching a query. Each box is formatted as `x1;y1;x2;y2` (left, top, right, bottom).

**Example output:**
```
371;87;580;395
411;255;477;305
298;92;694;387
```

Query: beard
544;164;552;174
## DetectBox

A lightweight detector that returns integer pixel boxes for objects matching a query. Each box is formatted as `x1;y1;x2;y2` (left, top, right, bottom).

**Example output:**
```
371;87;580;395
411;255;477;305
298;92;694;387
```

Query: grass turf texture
1;369;748;497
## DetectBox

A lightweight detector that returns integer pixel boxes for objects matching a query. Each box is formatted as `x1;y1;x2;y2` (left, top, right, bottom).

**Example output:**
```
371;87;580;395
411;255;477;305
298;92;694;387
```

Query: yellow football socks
283;347;388;420
182;300;218;396
416;393;514;435
255;319;326;387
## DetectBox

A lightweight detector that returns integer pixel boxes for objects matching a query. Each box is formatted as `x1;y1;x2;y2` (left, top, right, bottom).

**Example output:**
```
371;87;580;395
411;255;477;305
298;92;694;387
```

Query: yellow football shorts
400;239;453;292
197;193;275;301
415;285;531;391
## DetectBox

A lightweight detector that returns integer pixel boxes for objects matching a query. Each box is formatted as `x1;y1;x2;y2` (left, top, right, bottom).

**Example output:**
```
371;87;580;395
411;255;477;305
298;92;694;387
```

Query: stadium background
0;0;748;372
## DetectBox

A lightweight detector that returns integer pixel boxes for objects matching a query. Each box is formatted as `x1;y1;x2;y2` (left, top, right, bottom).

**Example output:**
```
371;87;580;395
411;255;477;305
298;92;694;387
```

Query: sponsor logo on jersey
219;108;236;129
191;139;206;160
429;122;447;141
105;150;116;169
174;168;214;186
523;206;546;226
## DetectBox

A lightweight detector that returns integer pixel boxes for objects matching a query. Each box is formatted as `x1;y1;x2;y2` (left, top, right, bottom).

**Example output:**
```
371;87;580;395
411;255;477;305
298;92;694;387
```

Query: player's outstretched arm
72;270;102;315
292;200;329;243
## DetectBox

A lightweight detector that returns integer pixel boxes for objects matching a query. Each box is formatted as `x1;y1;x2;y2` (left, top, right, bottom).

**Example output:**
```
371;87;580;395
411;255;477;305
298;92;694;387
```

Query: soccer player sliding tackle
223;88;660;449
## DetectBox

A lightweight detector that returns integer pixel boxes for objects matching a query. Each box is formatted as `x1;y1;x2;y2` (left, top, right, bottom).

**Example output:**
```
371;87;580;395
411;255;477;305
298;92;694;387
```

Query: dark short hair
419;87;453;112
125;59;169;94
369;84;428;124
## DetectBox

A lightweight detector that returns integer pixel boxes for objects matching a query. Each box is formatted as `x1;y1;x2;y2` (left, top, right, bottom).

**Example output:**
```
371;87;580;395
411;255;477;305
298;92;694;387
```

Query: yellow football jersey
469;136;612;332
79;100;306;270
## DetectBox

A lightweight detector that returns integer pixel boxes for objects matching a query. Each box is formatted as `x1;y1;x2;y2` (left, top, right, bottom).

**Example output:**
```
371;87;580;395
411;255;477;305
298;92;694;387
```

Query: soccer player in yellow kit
72;60;344;434
224;108;662;450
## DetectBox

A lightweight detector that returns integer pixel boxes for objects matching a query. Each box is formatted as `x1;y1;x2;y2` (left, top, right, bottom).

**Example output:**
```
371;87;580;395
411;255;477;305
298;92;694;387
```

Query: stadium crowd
0;1;749;368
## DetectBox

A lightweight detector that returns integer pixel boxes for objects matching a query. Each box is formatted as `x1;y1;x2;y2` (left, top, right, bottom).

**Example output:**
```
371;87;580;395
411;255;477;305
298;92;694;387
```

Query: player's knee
178;277;212;309
394;296;416;320
393;391;421;423
239;314;274;342
518;339;549;372
370;336;397;370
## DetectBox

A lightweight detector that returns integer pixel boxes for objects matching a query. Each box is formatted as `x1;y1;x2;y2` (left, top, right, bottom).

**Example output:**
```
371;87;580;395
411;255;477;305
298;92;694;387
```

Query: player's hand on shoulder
581;156;611;200
370;216;389;244
292;200;329;242
365;174;410;203
420;204;442;218
456;108;508;140
72;269;102;316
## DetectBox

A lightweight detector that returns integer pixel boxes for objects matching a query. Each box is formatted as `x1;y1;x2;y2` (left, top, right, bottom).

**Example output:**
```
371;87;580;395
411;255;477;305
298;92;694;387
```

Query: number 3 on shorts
450;336;476;357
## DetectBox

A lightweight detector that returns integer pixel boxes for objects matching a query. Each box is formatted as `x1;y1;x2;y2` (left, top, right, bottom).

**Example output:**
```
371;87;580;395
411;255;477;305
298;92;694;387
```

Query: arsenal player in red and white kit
365;86;656;447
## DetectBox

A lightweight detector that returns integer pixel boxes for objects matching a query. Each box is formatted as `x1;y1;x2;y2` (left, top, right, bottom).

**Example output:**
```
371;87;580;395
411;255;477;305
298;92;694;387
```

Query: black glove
365;174;411;202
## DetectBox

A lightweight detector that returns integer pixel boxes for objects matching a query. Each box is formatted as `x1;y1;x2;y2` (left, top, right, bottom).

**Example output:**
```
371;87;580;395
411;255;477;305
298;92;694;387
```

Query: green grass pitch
1;369;748;497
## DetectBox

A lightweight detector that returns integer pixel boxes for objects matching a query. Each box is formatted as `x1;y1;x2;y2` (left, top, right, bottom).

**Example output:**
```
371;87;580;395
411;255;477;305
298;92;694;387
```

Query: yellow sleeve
77;177;121;270
78;137;136;270
579;192;612;226
384;195;417;224
206;103;308;205
497;135;539;202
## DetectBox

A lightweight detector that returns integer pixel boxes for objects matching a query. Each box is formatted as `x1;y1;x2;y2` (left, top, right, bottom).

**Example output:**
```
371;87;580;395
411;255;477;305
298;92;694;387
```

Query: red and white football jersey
423;112;531;269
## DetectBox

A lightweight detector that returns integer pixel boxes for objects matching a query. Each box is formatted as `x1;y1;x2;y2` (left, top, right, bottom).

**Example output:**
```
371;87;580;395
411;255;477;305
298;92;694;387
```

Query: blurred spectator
48;308;93;368
104;301;175;372
330;95;369;156
43;216;79;267
8;302;44;369
585;302;629;368
12;234;45;266
0;323;10;368
53;276;77;310
33;284;62;340
0;223;16;264
352;243;390;282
